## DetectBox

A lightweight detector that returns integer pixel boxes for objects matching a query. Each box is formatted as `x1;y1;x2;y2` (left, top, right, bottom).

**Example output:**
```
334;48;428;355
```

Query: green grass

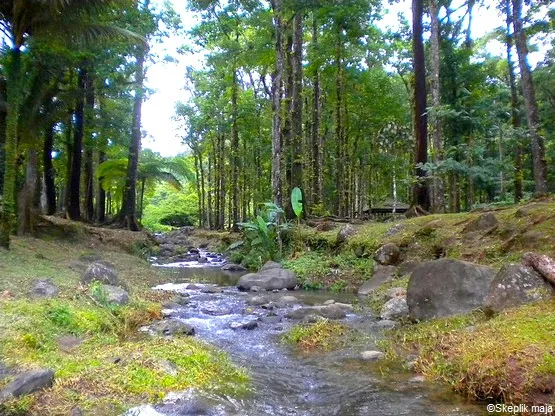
282;320;353;352
0;229;249;416
282;251;373;291
363;276;410;314
381;300;555;405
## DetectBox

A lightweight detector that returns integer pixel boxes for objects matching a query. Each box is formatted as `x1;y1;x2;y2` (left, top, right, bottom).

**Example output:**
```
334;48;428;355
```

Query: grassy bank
382;300;555;406
0;220;248;415
283;199;555;407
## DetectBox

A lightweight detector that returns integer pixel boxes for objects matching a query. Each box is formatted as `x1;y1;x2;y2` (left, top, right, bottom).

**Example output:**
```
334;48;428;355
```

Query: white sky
141;0;551;157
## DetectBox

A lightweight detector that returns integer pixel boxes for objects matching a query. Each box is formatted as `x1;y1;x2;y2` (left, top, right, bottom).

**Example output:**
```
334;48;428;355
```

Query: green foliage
142;182;198;232
291;187;303;218
237;202;291;270
283;320;352;352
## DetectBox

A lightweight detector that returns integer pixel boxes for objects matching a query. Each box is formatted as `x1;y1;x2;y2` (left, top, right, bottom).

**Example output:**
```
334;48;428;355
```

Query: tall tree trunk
429;0;444;213
271;0;284;208
411;0;430;210
335;27;345;217
0;49;22;248
83;69;95;221
0;78;6;198
511;0;548;195
283;28;294;217
291;12;304;194
43;124;56;215
231;65;240;230
505;0;523;202
68;66;86;221
18;149;39;235
311;16;323;207
96;149;106;222
120;10;149;231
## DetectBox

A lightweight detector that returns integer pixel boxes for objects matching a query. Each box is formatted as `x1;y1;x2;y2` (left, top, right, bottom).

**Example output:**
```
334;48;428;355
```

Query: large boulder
81;262;119;286
357;265;396;296
336;224;356;244
0;369;54;399
483;264;554;313
237;263;297;291
150;319;195;336
464;212;498;233
374;243;401;266
30;279;58;299
93;285;129;306
407;259;496;321
380;297;409;320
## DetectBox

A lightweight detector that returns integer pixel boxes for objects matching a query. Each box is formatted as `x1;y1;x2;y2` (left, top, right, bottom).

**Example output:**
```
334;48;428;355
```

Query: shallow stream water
128;261;487;416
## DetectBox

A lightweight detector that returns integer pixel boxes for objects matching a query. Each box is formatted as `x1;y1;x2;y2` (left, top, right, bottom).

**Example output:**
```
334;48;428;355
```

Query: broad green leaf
291;187;303;218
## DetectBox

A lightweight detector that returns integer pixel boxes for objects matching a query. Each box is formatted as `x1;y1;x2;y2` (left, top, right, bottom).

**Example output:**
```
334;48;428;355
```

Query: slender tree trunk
120;9;149;231
505;0;523;202
271;0;284;208
18;149;38;235
219;133;226;228
335;27;345;217
429;0;444;213
83;69;95;221
511;0;548;195
68;66;86;221
291;12;304;194
0;79;6;197
411;0;430;210
139;178;146;222
96;150;106;222
207;152;213;229
0;49;22;248
283;29;294;217
199;152;206;228
231;65;240;230
43;124;56;215
194;151;202;227
311;16;323;208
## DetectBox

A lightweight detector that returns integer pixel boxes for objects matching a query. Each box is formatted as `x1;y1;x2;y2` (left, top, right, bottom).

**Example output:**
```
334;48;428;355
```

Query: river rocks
407;259;496;321
360;351;385;361
221;263;247;272
237;262;297;291
358;265;396;296
197;257;208;264
278;295;299;305
380;297;409;320
375;320;397;330
247;295;268;306
230;320;258;330
200;285;222;294
483;264;554;313
463;212;498;233
30;279;58;298
302;314;325;324
186;284;200;290
81;261;119;286
336;224;357;244
374;243;401;266
259;314;282;324
93;285;129;306
173;294;191;306
324;299;335;305
386;287;407;300
0;369;54;399
334;302;354;313
286;304;347;320
151;319;195;336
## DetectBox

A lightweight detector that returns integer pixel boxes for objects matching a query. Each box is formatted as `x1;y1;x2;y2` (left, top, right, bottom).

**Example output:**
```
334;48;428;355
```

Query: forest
0;0;553;243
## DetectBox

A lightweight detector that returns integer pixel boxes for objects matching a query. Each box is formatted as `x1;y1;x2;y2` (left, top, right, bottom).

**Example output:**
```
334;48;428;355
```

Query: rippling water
127;266;486;416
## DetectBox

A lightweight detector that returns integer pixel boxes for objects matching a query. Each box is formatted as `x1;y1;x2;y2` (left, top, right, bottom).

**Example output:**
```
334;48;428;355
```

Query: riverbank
283;199;555;410
0;219;248;416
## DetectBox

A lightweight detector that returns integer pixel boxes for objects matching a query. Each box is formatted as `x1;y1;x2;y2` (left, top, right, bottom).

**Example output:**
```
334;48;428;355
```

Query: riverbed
128;262;487;416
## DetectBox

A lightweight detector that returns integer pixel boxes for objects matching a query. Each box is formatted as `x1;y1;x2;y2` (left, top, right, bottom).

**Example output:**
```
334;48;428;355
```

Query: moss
381;300;555;406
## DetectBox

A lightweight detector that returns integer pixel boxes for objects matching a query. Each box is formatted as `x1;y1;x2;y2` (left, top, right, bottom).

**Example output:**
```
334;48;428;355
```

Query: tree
412;0;429;210
510;0;548;195
0;0;142;248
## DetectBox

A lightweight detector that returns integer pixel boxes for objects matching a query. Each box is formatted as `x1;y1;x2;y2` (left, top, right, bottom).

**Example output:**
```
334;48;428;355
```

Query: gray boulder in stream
237;262;297;291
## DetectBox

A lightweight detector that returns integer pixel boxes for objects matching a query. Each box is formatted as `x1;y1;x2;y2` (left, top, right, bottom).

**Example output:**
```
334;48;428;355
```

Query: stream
128;256;487;416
